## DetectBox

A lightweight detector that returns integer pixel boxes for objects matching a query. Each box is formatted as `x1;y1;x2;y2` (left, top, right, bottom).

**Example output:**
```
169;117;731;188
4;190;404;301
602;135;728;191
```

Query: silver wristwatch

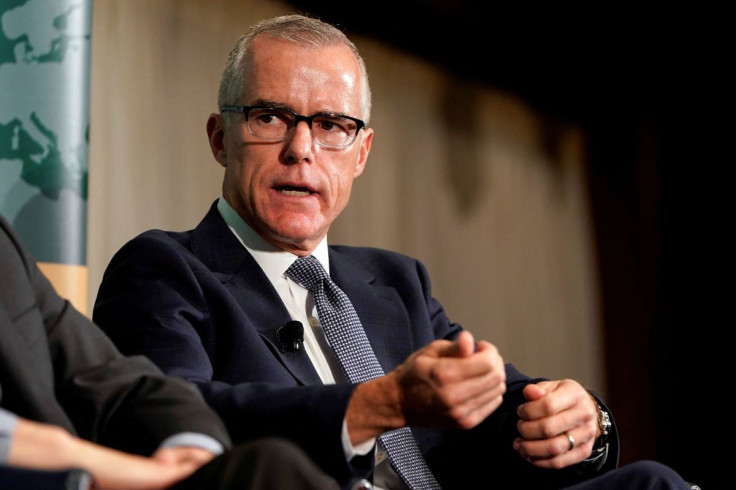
585;402;611;463
581;396;611;468
593;402;611;450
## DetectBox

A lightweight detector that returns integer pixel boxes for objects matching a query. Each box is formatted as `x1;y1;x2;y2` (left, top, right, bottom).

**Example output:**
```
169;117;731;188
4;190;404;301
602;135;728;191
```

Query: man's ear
207;113;228;167
354;127;373;178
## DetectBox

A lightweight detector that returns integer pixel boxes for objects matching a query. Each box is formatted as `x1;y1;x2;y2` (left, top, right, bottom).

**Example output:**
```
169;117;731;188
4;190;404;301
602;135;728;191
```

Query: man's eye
257;114;277;124
318;118;351;133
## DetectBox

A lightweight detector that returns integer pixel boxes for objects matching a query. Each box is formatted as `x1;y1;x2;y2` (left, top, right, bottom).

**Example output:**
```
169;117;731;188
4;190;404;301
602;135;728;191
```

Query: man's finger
433;331;476;359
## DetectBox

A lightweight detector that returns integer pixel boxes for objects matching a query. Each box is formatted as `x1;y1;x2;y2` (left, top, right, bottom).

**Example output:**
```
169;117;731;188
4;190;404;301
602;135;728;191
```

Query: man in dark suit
0;213;337;489
92;14;694;490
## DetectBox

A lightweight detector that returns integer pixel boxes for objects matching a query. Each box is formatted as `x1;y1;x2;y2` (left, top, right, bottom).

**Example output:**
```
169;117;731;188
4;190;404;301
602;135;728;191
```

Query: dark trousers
0;467;83;490
172;437;338;490
565;461;695;490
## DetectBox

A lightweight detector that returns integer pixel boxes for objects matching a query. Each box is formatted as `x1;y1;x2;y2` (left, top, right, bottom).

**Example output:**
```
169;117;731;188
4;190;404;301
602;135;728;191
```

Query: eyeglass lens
247;107;359;147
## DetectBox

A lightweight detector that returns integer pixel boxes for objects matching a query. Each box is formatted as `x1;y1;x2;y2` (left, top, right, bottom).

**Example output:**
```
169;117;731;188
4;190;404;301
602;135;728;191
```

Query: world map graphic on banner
0;0;90;265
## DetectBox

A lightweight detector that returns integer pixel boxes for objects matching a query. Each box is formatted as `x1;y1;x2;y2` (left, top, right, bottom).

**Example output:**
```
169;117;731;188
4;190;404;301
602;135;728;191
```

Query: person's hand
346;331;506;443
393;330;506;429
513;379;599;469
89;445;216;490
151;446;216;470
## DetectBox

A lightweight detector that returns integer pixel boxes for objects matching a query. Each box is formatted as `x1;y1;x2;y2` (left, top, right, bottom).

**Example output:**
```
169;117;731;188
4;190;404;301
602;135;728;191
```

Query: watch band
581;392;612;470
592;401;611;450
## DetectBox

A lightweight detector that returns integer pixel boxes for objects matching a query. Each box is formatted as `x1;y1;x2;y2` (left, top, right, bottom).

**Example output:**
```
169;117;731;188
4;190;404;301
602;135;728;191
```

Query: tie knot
286;255;328;290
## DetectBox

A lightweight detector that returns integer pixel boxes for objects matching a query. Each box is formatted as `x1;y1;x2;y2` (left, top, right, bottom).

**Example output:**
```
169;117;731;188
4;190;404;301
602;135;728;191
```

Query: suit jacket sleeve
328;247;621;488
0;215;231;457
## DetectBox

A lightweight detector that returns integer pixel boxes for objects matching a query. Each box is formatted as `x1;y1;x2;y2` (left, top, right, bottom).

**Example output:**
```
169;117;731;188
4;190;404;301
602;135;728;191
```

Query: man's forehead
242;39;362;113
246;37;356;70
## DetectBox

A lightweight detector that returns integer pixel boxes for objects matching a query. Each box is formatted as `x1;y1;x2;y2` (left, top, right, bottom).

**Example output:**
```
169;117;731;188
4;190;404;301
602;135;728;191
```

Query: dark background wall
289;2;720;486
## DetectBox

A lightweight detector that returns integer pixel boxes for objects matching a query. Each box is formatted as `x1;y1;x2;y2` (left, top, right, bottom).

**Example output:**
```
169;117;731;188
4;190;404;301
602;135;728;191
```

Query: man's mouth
276;185;313;197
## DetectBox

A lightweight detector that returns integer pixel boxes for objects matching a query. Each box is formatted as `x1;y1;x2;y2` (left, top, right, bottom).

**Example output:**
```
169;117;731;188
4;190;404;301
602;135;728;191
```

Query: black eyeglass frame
220;105;366;148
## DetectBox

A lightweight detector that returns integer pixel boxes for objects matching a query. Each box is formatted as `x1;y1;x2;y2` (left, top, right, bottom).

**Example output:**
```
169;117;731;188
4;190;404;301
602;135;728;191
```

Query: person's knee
243;437;301;457
619;460;691;489
239;437;314;466
234;437;339;489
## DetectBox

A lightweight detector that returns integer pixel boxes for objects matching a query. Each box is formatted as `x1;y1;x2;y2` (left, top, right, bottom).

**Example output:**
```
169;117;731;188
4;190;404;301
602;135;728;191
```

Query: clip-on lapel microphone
277;320;304;352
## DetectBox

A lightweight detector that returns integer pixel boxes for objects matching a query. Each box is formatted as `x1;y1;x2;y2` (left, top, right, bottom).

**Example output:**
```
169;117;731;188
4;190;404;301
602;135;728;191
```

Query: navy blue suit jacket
93;201;619;489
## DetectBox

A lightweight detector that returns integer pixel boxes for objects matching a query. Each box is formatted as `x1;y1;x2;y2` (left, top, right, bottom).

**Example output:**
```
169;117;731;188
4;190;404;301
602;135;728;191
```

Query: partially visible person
0;212;338;490
93;14;696;490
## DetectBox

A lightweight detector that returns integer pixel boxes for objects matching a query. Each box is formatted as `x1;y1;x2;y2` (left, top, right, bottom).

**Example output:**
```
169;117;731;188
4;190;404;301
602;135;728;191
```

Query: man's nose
282;120;314;162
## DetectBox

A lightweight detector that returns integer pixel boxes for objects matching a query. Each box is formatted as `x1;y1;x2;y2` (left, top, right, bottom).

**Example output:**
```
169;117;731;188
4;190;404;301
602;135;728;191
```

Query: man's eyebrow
249;99;349;117
251;99;292;111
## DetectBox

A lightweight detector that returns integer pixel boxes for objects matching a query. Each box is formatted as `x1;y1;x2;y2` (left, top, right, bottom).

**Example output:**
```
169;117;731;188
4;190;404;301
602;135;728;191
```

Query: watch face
600;409;611;435
595;404;611;441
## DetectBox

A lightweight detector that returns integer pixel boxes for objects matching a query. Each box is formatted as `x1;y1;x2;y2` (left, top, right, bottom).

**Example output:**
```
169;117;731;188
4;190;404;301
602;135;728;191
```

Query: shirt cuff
0;408;19;464
341;419;376;461
67;469;93;490
159;432;225;455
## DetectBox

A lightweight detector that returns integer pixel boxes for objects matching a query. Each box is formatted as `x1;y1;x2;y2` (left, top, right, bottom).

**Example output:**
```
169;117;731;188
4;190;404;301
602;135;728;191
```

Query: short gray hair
218;14;371;126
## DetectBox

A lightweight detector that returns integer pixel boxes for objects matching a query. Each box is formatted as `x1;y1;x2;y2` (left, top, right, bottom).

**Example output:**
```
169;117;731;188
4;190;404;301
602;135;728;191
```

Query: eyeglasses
220;105;365;149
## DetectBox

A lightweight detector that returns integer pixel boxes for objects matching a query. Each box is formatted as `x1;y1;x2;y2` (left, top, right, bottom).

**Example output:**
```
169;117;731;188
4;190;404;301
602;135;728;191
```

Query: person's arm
0;215;232;457
7;416;215;490
335;248;620;485
345;331;507;444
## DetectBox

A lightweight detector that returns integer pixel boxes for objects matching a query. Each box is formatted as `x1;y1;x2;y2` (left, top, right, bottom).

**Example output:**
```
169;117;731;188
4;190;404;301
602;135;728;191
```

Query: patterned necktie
286;255;441;490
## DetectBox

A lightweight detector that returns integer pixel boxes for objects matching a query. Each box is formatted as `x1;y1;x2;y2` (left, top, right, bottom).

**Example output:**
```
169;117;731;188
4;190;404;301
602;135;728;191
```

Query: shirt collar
217;197;330;283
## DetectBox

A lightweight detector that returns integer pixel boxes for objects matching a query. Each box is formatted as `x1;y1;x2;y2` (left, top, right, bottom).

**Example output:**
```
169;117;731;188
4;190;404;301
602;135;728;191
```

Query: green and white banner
0;0;91;313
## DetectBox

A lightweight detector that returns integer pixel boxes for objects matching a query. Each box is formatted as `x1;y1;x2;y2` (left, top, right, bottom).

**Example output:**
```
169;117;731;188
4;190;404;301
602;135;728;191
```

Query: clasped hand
513;380;600;469
393;330;506;430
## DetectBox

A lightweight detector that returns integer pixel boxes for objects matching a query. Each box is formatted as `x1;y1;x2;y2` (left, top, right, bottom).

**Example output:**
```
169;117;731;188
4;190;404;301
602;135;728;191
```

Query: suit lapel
189;203;321;386
329;249;416;372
